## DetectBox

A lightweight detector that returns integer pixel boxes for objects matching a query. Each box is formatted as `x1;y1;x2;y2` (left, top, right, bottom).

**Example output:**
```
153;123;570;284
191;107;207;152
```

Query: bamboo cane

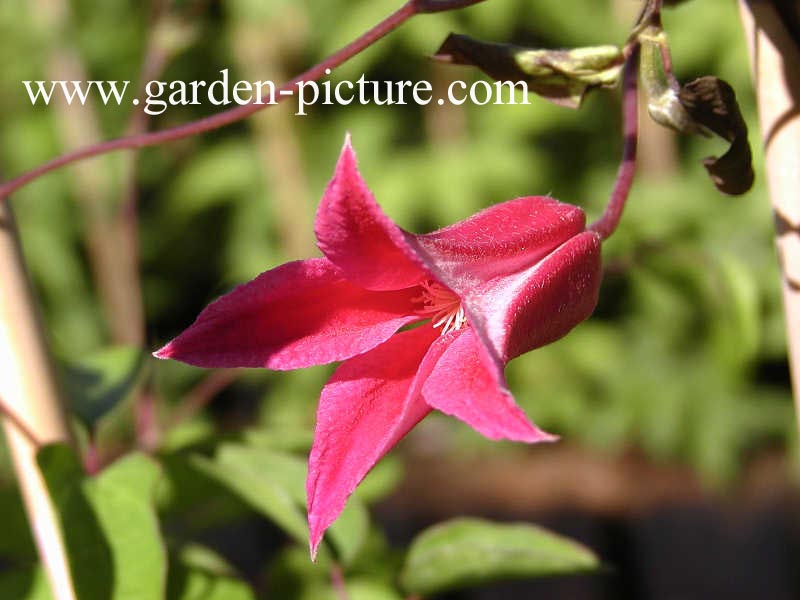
0;201;76;600
739;2;800;433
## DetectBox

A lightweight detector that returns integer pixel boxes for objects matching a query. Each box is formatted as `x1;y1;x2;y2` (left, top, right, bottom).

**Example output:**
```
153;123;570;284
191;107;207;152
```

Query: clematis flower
155;137;602;558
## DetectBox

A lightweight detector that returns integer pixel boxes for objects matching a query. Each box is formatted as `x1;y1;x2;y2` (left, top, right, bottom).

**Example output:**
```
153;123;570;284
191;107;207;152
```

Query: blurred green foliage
0;0;795;598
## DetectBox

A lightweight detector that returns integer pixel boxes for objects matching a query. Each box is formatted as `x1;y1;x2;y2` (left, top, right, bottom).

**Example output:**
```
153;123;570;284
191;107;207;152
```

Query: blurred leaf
191;449;308;546
193;443;368;565
0;486;37;560
401;518;600;595
160;417;218;453
166;141;261;217
0;566;53;600
155;453;251;532
346;579;403;600
712;252;760;366
167;544;255;600
352;454;403;505
38;444;166;600
177;544;239;578
168;569;254;600
266;542;403;600
61;345;145;429
326;492;369;567
243;427;314;454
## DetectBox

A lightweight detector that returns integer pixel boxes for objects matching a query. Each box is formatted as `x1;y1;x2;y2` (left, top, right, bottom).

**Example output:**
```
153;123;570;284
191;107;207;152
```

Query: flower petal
407;196;587;288
315;137;426;290
422;327;556;443
307;325;440;559
155;258;419;370
471;230;602;362
401;197;596;367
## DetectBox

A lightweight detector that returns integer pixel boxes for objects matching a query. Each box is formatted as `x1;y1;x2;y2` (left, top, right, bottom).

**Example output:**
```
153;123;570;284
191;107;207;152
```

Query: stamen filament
413;280;468;335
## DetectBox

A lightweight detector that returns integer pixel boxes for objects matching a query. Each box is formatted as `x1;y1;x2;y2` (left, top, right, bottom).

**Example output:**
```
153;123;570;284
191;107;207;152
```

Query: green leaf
401;518;600;595
326;492;369;567
61;345;145;429
37;445;112;600
191;447;308;546
167;544;255;600
0;486;37;560
352;454;403;505
166;141;261;217
0;566;53;600
38;444;167;600
193;444;368;564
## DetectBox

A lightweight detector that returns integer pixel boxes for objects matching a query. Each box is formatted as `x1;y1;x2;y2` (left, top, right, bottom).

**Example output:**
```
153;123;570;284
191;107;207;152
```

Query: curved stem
589;44;640;241
0;1;420;202
414;0;488;12
0;395;42;447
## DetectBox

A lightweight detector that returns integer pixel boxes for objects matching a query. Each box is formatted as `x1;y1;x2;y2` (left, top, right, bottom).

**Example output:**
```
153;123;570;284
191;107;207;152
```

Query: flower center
413;280;467;336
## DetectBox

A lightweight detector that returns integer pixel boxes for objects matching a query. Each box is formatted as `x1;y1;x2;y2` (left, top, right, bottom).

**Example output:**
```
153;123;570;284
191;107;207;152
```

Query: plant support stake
0;201;76;600
739;1;800;433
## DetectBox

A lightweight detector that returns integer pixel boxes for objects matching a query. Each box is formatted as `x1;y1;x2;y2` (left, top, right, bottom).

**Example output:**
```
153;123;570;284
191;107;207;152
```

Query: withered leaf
678;76;754;195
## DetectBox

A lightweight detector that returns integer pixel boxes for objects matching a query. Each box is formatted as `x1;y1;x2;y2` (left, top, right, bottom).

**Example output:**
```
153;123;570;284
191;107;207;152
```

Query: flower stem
588;44;640;241
0;0;482;203
330;563;350;600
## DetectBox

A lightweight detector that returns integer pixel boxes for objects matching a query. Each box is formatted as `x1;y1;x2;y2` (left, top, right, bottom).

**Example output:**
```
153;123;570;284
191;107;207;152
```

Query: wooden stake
0;202;76;600
739;2;800;432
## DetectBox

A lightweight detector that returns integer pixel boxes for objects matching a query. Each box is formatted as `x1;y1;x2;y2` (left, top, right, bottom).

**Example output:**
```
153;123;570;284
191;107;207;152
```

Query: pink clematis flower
155;137;602;558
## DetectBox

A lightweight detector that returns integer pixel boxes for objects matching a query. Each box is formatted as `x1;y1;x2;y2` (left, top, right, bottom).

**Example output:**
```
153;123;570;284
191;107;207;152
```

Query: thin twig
588;43;640;240
330;563;350;600
167;369;240;430
0;0;483;202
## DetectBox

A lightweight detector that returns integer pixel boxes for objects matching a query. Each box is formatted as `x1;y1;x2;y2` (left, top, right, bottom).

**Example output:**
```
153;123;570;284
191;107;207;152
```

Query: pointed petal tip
308;515;324;562
526;428;560;444
152;342;173;360
482;421;560;444
496;413;560;444
339;132;356;164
